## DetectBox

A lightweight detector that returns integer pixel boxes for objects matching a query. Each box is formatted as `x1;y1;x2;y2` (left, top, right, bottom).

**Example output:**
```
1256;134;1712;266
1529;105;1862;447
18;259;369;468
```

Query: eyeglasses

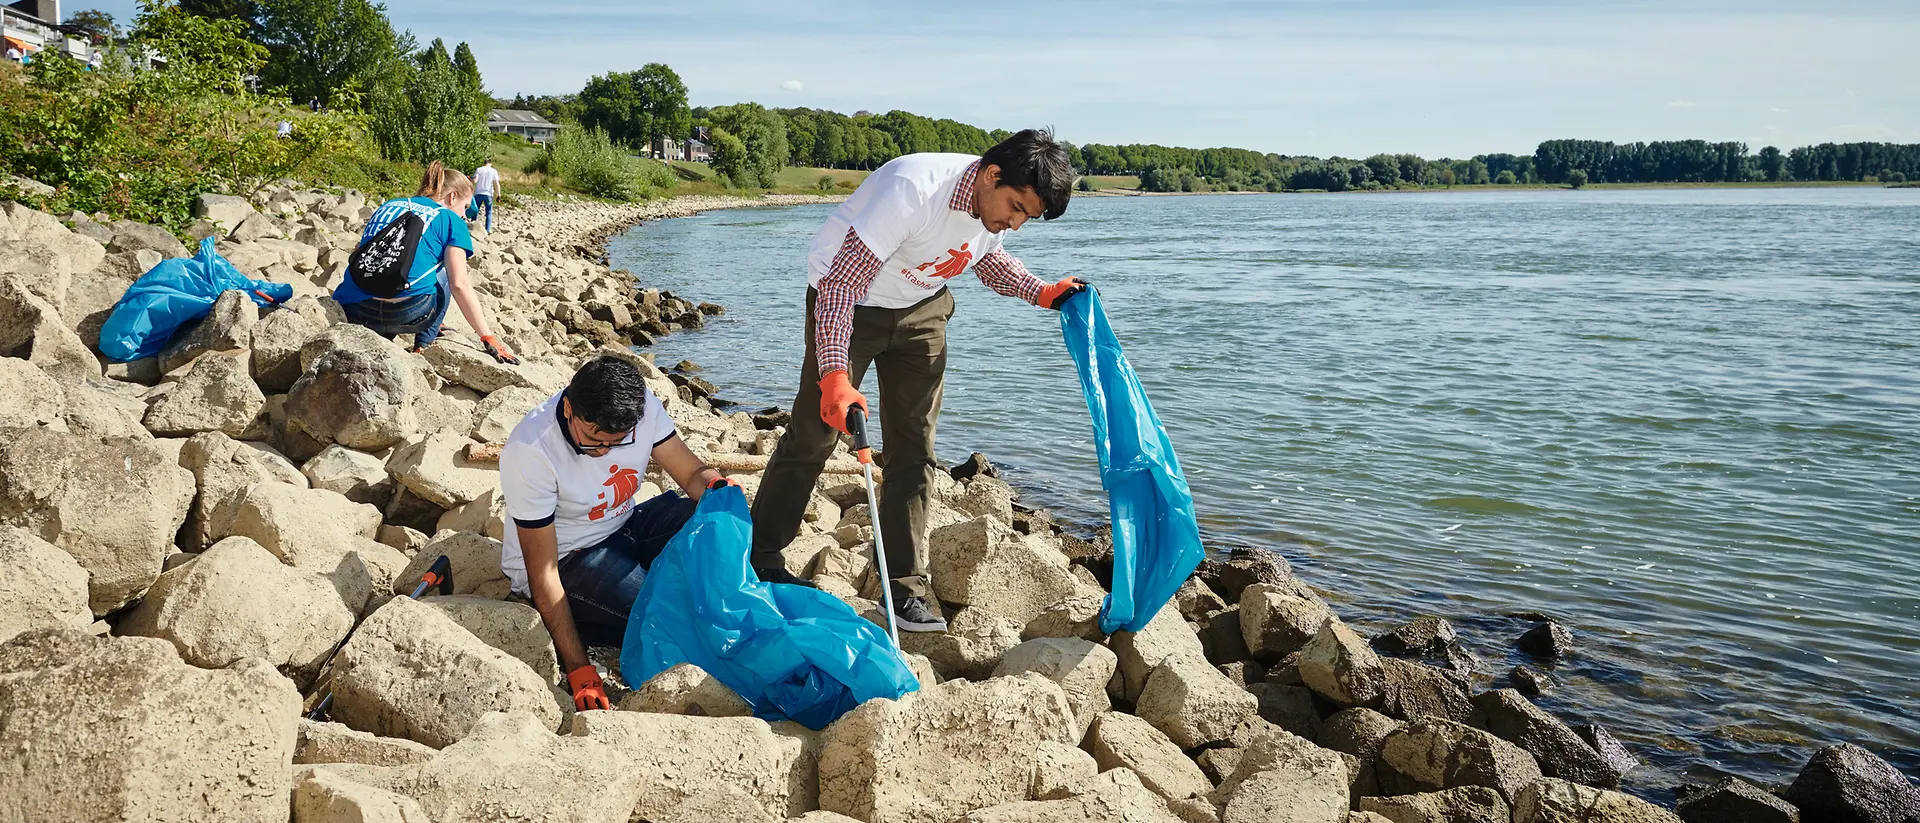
565;414;636;456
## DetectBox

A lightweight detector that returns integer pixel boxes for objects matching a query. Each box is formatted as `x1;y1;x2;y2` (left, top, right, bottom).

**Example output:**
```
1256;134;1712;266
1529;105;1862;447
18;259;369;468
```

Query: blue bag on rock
98;236;292;362
620;486;920;730
1059;288;1205;634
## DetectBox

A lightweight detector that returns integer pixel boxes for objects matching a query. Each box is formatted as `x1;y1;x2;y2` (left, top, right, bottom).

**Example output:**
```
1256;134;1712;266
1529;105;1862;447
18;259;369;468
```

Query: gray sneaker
892;596;948;633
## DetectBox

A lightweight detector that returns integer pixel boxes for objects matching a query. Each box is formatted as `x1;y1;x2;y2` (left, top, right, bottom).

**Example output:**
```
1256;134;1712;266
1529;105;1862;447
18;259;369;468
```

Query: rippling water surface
609;188;1920;795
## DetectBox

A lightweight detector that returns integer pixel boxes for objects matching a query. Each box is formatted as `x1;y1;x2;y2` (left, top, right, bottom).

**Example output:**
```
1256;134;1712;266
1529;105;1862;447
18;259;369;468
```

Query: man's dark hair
566;357;646;432
981;128;1074;221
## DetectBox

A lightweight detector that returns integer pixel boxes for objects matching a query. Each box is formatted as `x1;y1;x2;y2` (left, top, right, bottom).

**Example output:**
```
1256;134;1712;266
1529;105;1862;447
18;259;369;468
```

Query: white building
3;0;99;64
487;109;559;145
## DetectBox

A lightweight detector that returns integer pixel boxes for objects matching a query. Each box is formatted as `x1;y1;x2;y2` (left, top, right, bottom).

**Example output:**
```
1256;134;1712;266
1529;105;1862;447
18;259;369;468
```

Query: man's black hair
566;357;646;432
981;128;1074;221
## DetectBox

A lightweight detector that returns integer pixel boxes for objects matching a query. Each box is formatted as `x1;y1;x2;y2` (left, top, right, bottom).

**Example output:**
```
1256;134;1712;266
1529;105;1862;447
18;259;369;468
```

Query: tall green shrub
366;39;489;170
533;125;669;201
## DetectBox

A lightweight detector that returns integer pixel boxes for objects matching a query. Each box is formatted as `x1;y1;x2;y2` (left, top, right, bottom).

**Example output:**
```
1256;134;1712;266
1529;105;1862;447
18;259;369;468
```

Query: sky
67;0;1920;158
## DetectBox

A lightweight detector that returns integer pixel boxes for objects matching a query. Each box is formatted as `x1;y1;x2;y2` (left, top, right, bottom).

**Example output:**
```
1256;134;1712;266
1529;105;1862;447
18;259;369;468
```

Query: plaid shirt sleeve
814;227;884;377
973;247;1046;305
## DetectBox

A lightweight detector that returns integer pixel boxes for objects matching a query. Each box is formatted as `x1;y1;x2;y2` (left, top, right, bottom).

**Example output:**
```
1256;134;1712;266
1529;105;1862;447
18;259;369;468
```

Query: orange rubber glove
707;476;741;490
481;334;520;365
1036;277;1089;310
567;665;609;711
817;369;868;435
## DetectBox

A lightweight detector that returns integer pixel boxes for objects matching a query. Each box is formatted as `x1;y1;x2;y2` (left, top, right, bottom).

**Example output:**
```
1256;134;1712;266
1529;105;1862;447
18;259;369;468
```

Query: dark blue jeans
473;194;493;232
558;492;699;647
342;273;451;348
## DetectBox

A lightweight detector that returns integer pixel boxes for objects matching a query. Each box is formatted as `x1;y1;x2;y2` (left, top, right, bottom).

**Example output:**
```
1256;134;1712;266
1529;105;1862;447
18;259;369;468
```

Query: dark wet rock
1676;776;1801;823
1573;725;1640;778
1782;743;1920;823
1512;665;1553;695
1378;658;1485;728
949;452;998;482
1217;661;1267;688
696;302;725;316
1317;706;1402;798
1246;682;1321;739
675;310;705;329
1518;621;1575;658
1379;717;1544;805
1197;607;1252;666
750;408;789;430
1472;688;1621;789
1195;547;1296;604
1373;616;1458;657
624;328;655;347
1009;506;1054;537
667;371;717;400
673;359;701;372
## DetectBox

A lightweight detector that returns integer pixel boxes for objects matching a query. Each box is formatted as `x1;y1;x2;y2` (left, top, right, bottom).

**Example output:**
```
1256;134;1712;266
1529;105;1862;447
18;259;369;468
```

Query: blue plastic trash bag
621;486;919;730
1059;288;1205;634
98;236;293;362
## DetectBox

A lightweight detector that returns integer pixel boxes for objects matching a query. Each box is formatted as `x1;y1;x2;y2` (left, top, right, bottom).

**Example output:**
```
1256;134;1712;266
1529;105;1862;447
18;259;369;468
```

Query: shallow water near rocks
609;187;1920;798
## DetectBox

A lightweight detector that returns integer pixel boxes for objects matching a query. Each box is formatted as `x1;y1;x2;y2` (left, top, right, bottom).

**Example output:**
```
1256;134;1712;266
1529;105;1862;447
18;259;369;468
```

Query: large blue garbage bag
98;236;293;362
1059;288;1205;634
621;486;919;729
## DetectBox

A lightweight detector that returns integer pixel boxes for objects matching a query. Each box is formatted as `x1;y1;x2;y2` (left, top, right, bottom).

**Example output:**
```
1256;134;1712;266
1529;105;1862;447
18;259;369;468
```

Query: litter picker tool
846;406;899;647
304;554;453;720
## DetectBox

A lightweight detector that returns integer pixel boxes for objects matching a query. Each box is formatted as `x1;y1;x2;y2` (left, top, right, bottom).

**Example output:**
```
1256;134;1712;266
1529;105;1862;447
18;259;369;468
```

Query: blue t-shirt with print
334;197;472;304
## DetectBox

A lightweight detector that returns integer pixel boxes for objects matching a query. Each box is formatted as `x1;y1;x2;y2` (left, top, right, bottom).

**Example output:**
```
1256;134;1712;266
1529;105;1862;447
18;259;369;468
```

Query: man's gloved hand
567;665;610;712
817;369;868;435
1037;277;1090;310
707;476;741;491
481;334;520;365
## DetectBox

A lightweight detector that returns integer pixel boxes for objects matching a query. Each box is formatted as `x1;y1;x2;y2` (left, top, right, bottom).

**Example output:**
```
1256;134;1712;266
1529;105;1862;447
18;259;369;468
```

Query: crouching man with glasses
498;356;740;711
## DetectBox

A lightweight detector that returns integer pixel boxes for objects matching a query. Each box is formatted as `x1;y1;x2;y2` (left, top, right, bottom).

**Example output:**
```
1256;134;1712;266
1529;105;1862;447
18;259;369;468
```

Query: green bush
1075;177;1094;192
816;174;835;191
1567;169;1589;189
533;125;669;201
1495;170;1517;185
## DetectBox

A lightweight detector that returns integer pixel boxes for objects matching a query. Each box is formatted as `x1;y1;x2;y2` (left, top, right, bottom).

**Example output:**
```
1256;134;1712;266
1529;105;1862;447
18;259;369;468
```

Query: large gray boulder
294;719;437;767
177;431;309;550
1217;746;1351;823
107;219;189;259
1316;707;1403;797
1379;718;1544;805
1675;776;1801;823
250;304;322;393
993;637;1117;738
226;481;394;579
158;289;256;374
1512;778;1682;823
1298;620;1390;708
143;348;266;437
897;606;1023;682
1240;583;1335;663
470;385;547;443
1473;688;1620;789
1782;743;1920;823
419;594;558;684
1136;656;1260;749
0;629;300;823
302;444;394;505
819;673;1079;823
0;527;92;644
1359;786;1511;823
570;710;816;819
331;597;561;748
0;427;194;614
287;340;417;451
194;193;259;233
1085;710;1214;802
929;515;1082;626
1112;605;1212;703
616;662;752;717
963;768;1186;823
387;432;498;508
0;356;64;428
0;274;99;379
119;536;363;687
313;711;644;823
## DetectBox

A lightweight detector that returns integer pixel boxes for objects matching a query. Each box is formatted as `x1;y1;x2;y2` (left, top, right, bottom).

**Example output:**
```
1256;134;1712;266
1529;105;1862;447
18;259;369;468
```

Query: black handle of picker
846;406;871;455
413;554;453;598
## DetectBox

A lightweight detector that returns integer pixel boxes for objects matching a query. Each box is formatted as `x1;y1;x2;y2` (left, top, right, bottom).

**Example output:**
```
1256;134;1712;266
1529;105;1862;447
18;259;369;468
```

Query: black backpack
347;210;429;298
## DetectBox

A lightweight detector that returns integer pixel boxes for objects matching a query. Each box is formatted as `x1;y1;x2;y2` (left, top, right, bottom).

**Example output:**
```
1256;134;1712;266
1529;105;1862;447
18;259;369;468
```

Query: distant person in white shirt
750;129;1086;632
499;356;741;711
5;47;23;63
277;120;292;139
471;160;500;232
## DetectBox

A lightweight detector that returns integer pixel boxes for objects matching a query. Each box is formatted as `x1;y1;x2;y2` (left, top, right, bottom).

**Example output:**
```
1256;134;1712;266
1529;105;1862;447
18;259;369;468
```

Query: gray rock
1377;658;1483;727
108;219;189;259
992;637;1117;738
1317;707;1403;797
1676;776;1801;823
0;356;64;428
1472;689;1620;789
0;527;92;644
469;385;547;443
1298;620;1389;708
0;275;99;379
1249;682;1323;739
897;606;1022;682
1512;777;1681;823
1112;605;1213;703
287;347;415;450
143;349;265;437
1518;621;1574;659
0;428;194;614
1085;710;1214;802
0;629;300;823
1241;584;1336;663
302;444;394;505
387;432;496;508
194;193;259;233
928;515;1081;626
1379;717;1544;805
616;661;752;716
1782;743;1920;823
1372;616;1458;657
419;594;559;684
964;768;1187;823
159;289;258;374
569;710;815;820
1197;547;1307;604
1137;655;1261;749
294;719;437;766
176;430;308;550
1513;665;1553;695
1359;786;1511;823
1175;576;1229;622
250;305;321;393
1573;725;1640;778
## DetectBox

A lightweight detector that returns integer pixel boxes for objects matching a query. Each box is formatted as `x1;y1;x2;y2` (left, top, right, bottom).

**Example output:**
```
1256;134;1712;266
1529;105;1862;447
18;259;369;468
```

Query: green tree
252;0;402;107
708;103;787;186
1567;169;1589;189
708;127;750;187
632;63;690;156
366;39;487;169
65;10;119;40
578;70;647;148
179;0;255;18
1495;169;1517;185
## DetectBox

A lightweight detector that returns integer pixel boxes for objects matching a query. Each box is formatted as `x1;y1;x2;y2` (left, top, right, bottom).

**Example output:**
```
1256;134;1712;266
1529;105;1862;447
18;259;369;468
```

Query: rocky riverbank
0;187;1914;823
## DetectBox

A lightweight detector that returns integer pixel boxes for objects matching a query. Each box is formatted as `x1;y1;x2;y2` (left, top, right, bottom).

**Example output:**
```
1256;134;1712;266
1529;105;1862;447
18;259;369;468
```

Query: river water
608;188;1920;796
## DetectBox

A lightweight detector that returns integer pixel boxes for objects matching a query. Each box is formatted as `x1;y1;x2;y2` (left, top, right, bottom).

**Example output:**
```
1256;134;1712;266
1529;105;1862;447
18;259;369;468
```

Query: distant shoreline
1075;180;1892;197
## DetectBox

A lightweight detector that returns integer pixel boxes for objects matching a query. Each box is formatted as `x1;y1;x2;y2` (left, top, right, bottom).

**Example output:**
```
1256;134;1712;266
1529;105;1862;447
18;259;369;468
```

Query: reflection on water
611;188;1920;796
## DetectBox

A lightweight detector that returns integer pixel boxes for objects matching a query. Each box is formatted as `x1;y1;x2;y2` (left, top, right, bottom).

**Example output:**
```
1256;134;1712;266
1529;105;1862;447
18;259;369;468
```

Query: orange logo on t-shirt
588;464;642;521
903;243;972;289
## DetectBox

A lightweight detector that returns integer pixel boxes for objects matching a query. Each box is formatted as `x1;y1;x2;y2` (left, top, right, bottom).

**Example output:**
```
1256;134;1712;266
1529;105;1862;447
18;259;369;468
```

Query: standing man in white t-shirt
471;160;500;232
750;129;1086;632
498;356;740;711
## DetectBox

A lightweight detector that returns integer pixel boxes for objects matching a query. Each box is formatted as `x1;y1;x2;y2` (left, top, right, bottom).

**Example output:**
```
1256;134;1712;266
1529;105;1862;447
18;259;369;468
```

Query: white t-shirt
806;153;1006;309
497;388;678;596
473;165;500;197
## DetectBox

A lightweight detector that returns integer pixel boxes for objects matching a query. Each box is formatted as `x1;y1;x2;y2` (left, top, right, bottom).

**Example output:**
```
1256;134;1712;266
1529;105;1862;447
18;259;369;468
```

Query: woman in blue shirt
335;161;518;363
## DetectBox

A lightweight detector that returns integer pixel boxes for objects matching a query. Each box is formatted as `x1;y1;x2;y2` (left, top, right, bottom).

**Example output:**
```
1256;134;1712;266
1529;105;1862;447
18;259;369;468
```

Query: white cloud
781;79;804;92
1668;100;1698;108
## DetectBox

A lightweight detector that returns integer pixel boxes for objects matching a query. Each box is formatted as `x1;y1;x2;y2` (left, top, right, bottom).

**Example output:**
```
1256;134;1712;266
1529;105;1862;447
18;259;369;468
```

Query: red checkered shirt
813;161;1047;377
